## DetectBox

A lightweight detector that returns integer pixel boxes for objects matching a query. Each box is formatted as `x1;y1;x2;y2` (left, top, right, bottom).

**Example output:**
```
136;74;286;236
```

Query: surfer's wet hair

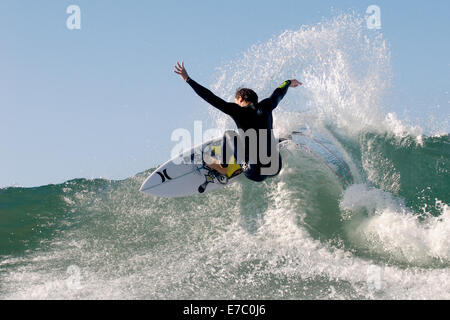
235;87;258;104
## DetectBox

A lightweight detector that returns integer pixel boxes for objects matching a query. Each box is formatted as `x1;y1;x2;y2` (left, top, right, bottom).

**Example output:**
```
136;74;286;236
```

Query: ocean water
1;14;449;300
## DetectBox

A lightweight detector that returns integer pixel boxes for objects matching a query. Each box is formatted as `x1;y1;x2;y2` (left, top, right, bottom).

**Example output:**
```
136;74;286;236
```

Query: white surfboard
139;136;246;198
139;130;353;198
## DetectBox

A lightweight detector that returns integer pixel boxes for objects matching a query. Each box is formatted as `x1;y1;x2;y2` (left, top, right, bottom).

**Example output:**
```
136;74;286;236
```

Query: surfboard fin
198;184;206;193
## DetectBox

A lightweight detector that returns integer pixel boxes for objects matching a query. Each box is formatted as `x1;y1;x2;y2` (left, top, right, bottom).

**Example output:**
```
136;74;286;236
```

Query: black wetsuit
186;77;291;182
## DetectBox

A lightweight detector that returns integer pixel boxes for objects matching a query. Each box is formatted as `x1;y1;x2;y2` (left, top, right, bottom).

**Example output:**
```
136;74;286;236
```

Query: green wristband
278;80;291;89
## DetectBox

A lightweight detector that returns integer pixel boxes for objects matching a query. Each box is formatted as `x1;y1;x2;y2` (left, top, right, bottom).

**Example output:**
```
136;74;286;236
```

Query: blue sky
1;0;449;187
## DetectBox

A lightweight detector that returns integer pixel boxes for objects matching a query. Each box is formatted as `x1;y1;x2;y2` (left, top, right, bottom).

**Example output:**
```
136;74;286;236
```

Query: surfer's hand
174;61;189;81
289;79;302;87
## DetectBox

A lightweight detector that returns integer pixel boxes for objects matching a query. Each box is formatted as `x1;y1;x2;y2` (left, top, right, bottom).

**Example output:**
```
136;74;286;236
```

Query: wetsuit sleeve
266;80;291;111
186;77;239;116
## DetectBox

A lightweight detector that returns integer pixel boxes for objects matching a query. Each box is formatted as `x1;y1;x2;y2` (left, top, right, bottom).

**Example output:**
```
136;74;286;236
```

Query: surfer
174;61;302;182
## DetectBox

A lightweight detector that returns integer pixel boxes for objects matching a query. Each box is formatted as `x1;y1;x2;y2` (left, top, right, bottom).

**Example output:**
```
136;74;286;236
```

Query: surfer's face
234;96;250;107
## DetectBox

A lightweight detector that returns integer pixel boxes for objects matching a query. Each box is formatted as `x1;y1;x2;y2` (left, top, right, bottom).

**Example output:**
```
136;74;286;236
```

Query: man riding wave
174;61;302;182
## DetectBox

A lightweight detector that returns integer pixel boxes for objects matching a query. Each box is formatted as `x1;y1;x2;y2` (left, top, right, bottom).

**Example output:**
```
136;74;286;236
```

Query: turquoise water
1;132;448;299
1;13;449;299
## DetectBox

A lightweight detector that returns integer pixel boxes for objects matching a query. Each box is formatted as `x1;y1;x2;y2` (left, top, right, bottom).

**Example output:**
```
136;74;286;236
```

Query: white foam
340;184;450;265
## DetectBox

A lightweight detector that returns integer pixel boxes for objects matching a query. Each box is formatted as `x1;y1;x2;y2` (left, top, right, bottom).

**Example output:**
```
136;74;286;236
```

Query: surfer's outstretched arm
174;61;238;116
186;78;238;115
266;79;302;110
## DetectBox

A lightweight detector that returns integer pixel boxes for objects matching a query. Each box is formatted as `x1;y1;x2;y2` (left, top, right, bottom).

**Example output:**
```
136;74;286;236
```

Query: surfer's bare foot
203;155;228;175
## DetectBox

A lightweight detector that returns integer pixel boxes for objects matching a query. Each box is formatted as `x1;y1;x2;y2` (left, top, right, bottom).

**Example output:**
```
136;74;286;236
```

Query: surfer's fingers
174;65;183;73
